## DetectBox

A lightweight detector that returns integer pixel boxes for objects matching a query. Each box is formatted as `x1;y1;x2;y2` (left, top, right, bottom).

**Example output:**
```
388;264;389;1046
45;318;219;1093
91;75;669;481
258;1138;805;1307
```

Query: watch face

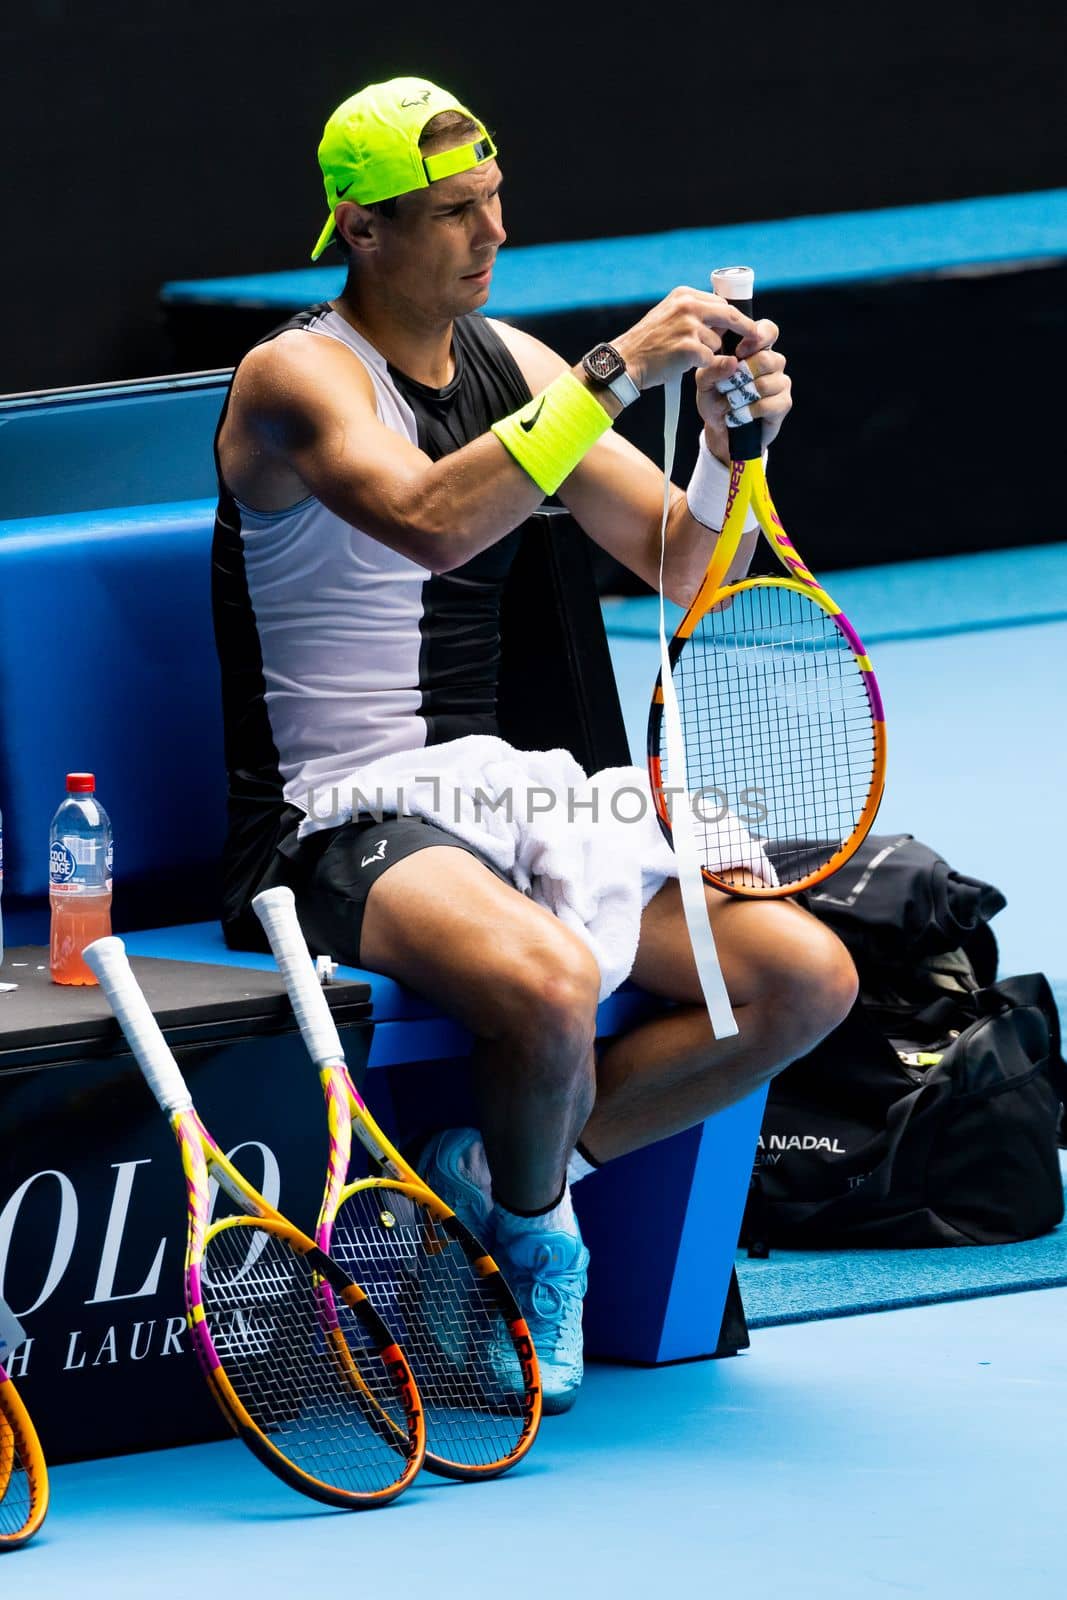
584;343;625;383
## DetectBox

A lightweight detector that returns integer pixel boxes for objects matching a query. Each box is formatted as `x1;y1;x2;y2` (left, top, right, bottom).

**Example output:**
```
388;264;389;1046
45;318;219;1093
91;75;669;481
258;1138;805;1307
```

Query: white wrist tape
686;432;760;532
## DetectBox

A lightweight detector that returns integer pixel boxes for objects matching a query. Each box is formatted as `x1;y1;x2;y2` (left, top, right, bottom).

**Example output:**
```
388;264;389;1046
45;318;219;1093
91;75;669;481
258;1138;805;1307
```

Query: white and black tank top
211;305;534;900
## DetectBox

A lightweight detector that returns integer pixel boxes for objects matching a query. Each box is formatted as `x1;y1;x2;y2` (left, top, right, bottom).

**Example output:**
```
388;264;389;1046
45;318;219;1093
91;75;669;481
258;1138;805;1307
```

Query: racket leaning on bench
252;887;542;1480
83;936;425;1510
0;1318;49;1549
648;264;887;896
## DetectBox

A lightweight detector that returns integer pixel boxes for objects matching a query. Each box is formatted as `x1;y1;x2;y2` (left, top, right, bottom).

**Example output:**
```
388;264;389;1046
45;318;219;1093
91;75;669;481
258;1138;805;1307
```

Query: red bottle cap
66;773;96;793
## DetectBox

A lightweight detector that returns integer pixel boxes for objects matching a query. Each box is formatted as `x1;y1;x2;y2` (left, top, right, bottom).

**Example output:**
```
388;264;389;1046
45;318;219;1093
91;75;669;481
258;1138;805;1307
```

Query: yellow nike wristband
491;370;613;495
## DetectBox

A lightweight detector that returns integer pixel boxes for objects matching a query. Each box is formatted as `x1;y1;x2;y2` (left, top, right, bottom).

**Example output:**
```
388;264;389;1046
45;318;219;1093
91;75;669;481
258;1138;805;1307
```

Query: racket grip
712;265;762;462
82;937;194;1115
251;887;346;1067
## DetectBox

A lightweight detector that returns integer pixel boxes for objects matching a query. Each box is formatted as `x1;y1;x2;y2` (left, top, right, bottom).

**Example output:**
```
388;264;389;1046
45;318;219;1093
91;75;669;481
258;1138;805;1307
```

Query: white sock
566;1148;597;1186
495;1183;577;1242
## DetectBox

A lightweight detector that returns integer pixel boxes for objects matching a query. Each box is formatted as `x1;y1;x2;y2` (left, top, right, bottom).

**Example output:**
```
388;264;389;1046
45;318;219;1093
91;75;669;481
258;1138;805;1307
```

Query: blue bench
0;376;760;1365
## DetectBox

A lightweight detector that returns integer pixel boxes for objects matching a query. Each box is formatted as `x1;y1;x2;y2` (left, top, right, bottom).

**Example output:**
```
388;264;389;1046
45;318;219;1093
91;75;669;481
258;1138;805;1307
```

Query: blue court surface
11;1288;1063;1599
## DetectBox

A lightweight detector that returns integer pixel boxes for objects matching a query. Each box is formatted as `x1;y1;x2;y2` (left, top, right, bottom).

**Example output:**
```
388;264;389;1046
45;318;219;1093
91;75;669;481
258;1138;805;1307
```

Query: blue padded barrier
0;375;228;520
161;189;1067;316
0;501;223;909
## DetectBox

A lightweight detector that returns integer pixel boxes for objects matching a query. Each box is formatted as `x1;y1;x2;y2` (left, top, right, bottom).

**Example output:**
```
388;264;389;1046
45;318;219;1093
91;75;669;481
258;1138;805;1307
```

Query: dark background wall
2;0;1064;393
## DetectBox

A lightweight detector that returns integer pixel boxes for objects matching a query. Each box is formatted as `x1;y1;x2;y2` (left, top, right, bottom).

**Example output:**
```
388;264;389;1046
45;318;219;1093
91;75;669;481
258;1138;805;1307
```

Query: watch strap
606;367;640;408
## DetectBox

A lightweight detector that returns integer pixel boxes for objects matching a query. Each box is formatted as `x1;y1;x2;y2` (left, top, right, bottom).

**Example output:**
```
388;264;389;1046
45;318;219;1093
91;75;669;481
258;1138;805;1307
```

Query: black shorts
223;809;510;968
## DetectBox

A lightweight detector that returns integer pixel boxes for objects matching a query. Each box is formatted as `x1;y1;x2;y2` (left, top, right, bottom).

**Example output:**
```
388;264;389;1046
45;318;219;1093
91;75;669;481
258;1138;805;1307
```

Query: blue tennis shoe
495;1223;590;1414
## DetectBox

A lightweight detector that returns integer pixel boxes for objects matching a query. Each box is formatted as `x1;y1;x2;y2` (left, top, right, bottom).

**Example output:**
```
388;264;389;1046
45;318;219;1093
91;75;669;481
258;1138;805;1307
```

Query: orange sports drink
50;892;113;985
49;772;113;986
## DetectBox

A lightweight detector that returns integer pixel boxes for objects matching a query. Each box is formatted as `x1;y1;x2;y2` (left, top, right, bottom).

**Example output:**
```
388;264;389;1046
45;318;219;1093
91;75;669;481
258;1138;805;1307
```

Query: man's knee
766;924;859;1058
488;934;601;1080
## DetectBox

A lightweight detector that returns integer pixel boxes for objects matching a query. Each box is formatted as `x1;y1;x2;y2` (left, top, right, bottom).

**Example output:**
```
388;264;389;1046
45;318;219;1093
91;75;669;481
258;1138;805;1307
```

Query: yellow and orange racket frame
84;935;426;1512
0;1361;49;1549
173;1111;426;1508
648;443;887;898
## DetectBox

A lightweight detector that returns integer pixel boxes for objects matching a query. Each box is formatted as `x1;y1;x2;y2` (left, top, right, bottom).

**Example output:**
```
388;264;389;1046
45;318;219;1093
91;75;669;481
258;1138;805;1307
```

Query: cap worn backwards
310;75;496;260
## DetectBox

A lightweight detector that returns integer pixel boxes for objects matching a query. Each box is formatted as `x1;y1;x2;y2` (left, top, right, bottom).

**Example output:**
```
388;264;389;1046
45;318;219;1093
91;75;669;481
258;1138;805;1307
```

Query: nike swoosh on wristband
520;398;546;433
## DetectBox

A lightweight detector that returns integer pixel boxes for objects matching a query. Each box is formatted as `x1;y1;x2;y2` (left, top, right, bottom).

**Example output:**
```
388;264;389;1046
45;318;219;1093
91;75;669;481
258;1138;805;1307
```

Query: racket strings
200;1224;412;1497
0;1395;35;1542
332;1188;530;1470
665;585;877;888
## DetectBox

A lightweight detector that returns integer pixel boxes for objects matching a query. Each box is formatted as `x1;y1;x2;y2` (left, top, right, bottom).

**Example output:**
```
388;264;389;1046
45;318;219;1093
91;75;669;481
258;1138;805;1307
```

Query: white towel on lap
297;736;774;999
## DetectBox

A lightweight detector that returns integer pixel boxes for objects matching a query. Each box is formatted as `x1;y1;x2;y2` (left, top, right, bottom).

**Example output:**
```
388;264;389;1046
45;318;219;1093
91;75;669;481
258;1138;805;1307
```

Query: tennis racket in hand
252;887;541;1480
82;936;425;1510
0;1302;49;1550
648;264;886;895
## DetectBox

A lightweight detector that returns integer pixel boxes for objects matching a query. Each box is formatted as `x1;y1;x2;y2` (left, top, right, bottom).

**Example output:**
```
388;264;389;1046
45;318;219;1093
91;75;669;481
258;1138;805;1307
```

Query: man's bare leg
357;845;601;1211
580;878;859;1164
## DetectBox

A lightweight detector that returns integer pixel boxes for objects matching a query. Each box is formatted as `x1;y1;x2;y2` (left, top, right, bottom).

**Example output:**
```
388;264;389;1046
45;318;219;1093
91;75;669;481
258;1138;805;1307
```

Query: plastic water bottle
0;801;4;968
49;773;113;986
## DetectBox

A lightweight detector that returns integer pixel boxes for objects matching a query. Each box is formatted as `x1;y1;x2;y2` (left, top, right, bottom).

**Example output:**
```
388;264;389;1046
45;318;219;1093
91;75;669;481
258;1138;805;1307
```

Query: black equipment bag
744;835;1067;1249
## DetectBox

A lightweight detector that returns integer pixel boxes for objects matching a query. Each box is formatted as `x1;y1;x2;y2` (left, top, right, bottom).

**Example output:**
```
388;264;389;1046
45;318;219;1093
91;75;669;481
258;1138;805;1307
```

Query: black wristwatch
581;342;640;408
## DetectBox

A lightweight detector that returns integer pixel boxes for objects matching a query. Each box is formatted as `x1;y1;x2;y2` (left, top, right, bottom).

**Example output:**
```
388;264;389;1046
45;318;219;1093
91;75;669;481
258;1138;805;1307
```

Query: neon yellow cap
310;76;496;261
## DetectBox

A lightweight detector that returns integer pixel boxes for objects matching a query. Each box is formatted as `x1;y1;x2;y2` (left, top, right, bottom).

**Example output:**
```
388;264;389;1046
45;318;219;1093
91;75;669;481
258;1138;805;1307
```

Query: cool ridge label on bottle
50;842;78;885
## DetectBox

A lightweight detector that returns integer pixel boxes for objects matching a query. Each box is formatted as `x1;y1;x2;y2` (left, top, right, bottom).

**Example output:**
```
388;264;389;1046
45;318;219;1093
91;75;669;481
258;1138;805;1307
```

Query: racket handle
251;887;346;1067
712;264;762;462
82;937;194;1115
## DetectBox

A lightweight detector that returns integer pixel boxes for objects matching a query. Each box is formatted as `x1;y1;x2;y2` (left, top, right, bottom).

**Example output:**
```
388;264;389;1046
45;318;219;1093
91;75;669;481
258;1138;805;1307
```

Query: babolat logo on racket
723;461;746;523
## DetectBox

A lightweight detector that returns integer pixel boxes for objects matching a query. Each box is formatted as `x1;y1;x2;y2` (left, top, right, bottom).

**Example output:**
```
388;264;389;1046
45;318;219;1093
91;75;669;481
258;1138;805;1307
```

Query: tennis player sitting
212;77;858;1412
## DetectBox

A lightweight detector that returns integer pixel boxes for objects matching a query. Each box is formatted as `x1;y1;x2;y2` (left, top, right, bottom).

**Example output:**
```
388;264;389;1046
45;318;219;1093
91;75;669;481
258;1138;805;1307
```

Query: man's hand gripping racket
252;887;542;1481
83;936;425;1510
648;265;887;897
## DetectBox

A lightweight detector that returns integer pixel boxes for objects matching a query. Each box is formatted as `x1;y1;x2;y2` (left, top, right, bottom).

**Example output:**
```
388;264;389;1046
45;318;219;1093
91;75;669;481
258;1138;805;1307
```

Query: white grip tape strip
718;361;758;427
659;381;739;1040
82;937;194;1114
251;887;345;1066
718;364;757;399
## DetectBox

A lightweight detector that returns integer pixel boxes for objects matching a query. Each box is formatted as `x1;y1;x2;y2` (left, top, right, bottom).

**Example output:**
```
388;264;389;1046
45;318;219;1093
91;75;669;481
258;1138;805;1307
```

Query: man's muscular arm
226;331;549;573
223;289;764;580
